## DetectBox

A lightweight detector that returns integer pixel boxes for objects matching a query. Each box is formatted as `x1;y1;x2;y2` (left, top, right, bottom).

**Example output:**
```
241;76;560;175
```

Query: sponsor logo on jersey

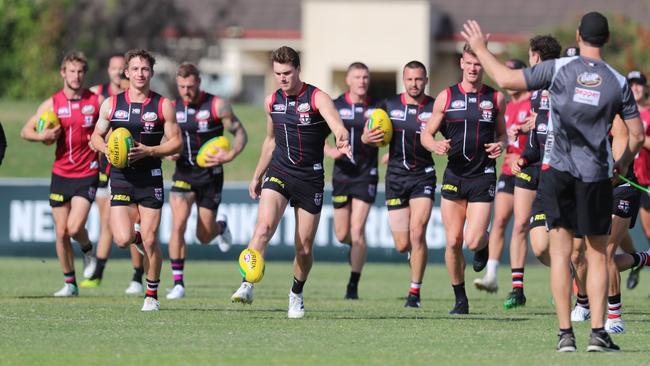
111;194;131;202
176;111;187;123
151;168;162;177
154;187;163;201
573;87;601;106
196;110;210;120
114;110;129;119
71;103;80;110
83;116;94;127
538;123;547;133
297;103;311;113
314;192;323;206
57;107;70;116
142;112;157;122
531;90;539;99
339;108;353;119
442;184;458;192
390;109;405;119
187;108;196;115
450;100;466;109
198;121;208;131
355;106;364;113
408;108;417;115
481;110;494;121
468;97;477;103
479;100;494;110
81;105;95;115
132;108;141;114
273;104;286;112
418;112;432;121
577;72;602;87
288;101;296;106
49;193;64;202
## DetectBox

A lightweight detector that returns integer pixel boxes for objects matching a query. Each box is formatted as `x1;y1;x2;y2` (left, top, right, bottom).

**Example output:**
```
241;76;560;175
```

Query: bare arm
249;95;277;199
21;98;61;143
314;90;352;159
90;97;114;155
461;20;528;91
203;100;249;166
421;89;451;155
614;115;645;175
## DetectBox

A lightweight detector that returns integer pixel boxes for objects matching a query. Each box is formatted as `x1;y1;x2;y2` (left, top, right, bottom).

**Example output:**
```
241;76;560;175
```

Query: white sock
486;259;499;278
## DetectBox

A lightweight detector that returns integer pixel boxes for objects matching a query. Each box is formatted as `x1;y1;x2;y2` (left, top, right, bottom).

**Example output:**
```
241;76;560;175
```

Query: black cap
563;46;580;57
627;71;647;86
578;12;609;46
505;59;526;70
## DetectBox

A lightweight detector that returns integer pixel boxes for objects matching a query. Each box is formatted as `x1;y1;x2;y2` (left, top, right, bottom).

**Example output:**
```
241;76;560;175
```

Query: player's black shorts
262;168;324;214
515;165;540;190
98;155;109;188
640;191;650;211
613;184;641;228
110;176;164;209
441;169;496;203
98;172;109;188
529;192;546;229
540;167;612;236
385;168;436;211
331;179;378;209
171;172;224;210
49;173;99;207
496;174;515;194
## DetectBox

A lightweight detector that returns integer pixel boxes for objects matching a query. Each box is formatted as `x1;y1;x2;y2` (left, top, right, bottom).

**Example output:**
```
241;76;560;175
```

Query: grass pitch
1;257;649;365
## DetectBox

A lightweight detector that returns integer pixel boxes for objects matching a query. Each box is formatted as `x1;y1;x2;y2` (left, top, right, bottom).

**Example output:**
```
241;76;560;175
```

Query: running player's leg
333;202;352;245
584;234;609;331
571;238;590;321
87;192;111;284
509;187;536;290
530;227;550;266
167;191;195;299
138;206;163;303
441;197;468;313
479;189;513;291
640;203;650;246
464;202;491;252
407;197;433;307
126;245;145;295
389;206;420;307
288;206;320;318
67;196;95;279
346;198;371;299
110;205;139;248
605;216;630;333
52;204;78;296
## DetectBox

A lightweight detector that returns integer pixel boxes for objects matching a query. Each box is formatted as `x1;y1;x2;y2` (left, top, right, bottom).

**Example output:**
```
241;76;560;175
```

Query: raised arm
461;20;528;91
421;89;451;155
314;90;352;159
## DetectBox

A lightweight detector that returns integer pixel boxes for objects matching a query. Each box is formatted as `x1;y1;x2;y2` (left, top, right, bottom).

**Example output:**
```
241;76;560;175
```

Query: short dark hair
462;43;477;57
124;49;156;68
61;51;88;72
403;60;427;76
271;46;300;68
177;63;200;78
529;35;562;61
108;53;125;62
347;62;369;73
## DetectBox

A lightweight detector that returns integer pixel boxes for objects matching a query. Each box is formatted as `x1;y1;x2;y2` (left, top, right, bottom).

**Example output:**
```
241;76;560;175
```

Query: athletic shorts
98;172;109;189
385;169;436;210
171;173;224;210
540;167;612;236
514;165;540;190
262;168;324;214
640;191;650;211
496;174;515;194
49;173;99;207
612;184;641;228
331;179;378;209
110;176;164;209
441;169;496;203
529;192;546;229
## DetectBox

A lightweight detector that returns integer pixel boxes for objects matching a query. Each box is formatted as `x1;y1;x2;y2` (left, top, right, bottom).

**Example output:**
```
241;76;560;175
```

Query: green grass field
0;100;462;181
1;258;649;365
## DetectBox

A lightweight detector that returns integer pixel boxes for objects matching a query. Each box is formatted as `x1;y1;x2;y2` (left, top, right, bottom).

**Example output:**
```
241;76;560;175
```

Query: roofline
219;28;302;39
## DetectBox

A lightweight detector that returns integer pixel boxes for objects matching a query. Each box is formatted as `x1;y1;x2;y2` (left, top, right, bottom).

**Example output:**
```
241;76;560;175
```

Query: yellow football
196;136;231;168
36;110;61;145
238;248;265;283
106;127;134;169
367;108;393;147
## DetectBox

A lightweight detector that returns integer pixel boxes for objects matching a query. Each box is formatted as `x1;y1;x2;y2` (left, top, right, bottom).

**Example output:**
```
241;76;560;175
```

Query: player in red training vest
21;51;102;297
